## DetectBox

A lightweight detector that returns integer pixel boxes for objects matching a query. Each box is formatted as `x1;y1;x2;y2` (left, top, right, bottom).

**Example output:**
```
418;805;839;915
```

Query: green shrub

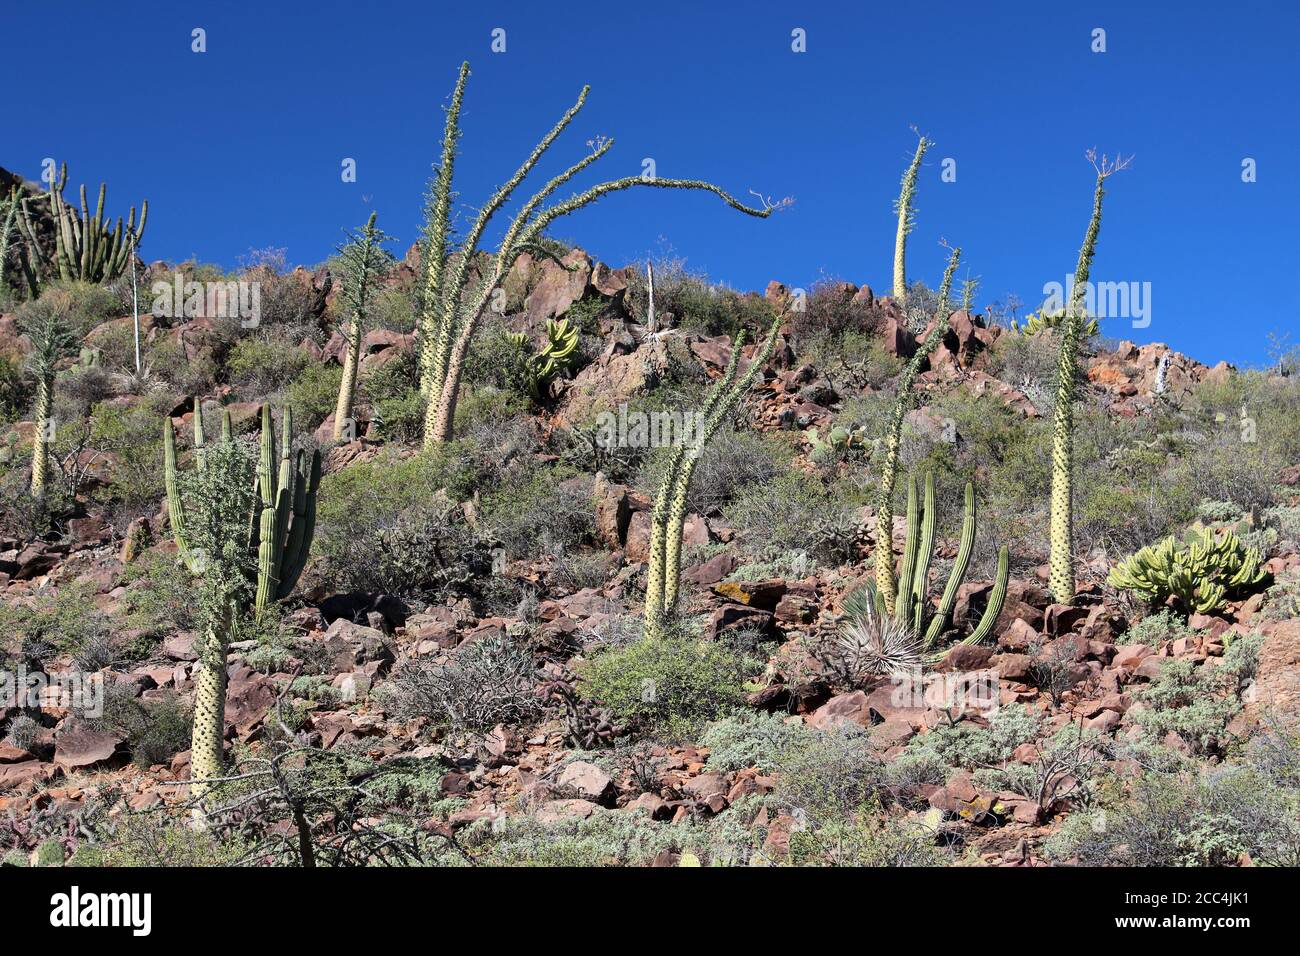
701;711;815;773
724;471;860;567
479;465;594;561
1133;659;1241;755
1120;608;1198;649
579;637;747;739
225;335;311;395
92;685;192;769
371;388;426;445
773;724;884;823
285;363;343;430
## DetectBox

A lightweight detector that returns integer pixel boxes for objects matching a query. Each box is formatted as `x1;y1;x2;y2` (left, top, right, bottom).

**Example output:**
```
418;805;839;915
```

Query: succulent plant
1108;527;1269;615
507;316;581;400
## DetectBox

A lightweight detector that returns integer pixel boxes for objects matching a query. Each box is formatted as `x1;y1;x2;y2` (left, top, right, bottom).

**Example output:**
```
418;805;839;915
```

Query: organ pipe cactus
416;61;779;448
892;129;931;304
164;401;320;796
1108;527;1268;615
18;163;146;284
643;311;783;640
877;470;1010;653
332;211;395;442
874;244;961;614
1048;150;1129;603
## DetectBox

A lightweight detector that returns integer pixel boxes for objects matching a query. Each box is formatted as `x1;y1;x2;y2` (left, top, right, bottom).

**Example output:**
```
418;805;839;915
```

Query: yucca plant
332;211;395;442
874;243;961;614
1048;150;1130;603
19;292;76;497
644;310;783;640
892;128;931;304
416;61;780;448
1108;527;1268;615
164;402;320;796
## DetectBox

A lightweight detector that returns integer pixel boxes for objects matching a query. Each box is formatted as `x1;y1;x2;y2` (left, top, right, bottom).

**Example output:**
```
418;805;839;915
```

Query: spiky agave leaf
835;587;923;681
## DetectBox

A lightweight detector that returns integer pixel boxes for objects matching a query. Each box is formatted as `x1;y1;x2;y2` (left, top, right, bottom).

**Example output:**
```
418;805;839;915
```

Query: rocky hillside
1;242;1298;868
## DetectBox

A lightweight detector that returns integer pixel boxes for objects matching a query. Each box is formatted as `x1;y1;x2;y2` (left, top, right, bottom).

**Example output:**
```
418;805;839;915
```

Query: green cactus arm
964;546;1010;646
254;505;278;613
910;471;939;635
220;407;232;442
924;481;978;648
895;475;920;628
162;416;199;574
277;450;321;599
257;404;275;506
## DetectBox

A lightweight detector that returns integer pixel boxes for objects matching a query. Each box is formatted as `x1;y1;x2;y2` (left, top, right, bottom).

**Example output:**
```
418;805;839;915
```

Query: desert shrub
0;583;112;667
0;354;25;423
315;450;495;601
57;365;119;417
901;705;1043;772
119;549;195;638
239;250;325;333
701;711;816;773
725;471;860;567
68;812;250;867
789;280;880;342
361;346;418;405
380;634;540;732
2;714;40;751
27;281;123;341
87;396;171;526
773;724;885;823
801;329;902;392
623;258;777;338
786;796;946;867
144;336;221;395
464;318;532;395
579;637;747;739
1120;608;1198;648
92;685;192;768
371;388;425;445
1043;766;1300;866
479;465;594;561
285;363;343;431
225;334;312;395
636;427;786;517
1133;659;1243;756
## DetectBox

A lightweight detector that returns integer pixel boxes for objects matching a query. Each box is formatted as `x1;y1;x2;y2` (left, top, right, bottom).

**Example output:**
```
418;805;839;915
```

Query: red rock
994;654;1031;680
535;799;600;824
806;690;871;729
556;761;615;805
53;722;125;770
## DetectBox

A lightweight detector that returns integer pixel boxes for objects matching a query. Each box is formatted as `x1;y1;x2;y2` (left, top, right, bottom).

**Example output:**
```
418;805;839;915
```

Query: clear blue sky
6;0;1296;366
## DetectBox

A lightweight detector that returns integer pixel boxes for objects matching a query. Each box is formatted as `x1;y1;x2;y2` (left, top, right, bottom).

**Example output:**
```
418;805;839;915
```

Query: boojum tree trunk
1049;171;1108;604
29;372;52;497
892;131;931;305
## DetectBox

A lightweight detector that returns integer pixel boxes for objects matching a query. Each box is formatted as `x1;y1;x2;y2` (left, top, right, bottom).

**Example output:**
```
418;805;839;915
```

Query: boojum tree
20;292;76;498
332;211;395;442
415;61;781;449
893;128;932;305
874;243;961;614
644;310;784;641
1048;150;1130;604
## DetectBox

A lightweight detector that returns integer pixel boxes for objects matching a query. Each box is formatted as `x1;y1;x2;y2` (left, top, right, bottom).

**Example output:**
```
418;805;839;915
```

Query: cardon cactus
18;162;146;284
870;470;1010;658
164;401;319;795
1108;527;1268;615
508;316;581;400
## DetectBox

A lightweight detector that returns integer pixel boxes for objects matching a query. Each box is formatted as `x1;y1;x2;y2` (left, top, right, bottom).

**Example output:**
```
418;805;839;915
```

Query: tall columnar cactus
874;244;961;614
882;471;1010;652
1048;151;1128;603
643;311;783;640
17;163;146;284
19;294;76;497
416;61;779;448
892;129;931;304
0;186;17;294
164;402;320;796
332;211;395;442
